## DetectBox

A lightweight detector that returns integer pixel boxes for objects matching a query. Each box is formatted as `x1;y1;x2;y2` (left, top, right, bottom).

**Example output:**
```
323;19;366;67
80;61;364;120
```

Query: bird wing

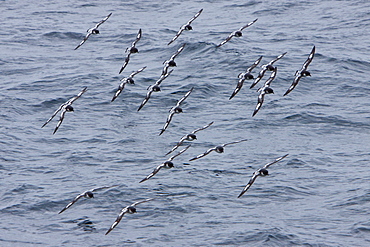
170;43;186;60
111;80;127;102
74;32;92;50
168;145;191;161
283;73;302;96
250;66;267;89
159;111;176;135
131;28;142;47
67;87;88;105
58;192;85;214
52;108;67;134
168;28;185;46
131;198;154;207
156;69;173;86
130;66;146;78
119;53;131;74
262;154;289;169
192;121;214;134
269;52;287;65
189;147;216;161
237;172;260;198
137;89;154;111
91;185;118;192
94;12;112;29
222;139;248;147
229;80;244;100
187;8;203;25
105;206;128;235
239;18;258;31
139;164;165;183
217;32;234;47
165;136;187;156
246;56;263;73
176;87;194;107
302;46;315;70
263;67;278;88
41;103;65;128
252;90;266;117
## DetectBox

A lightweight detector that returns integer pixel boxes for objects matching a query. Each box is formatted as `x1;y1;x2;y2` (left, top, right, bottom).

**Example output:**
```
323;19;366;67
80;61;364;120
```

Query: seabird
217;18;258;47
137;70;174;111
250;52;286;89
159;87;193;135
166;121;214;156
189;139;248;161
105;198;153;235
229;56;263;100
59;185;117;214
41;87;87;134
237;154;289;198
139;145;191;183
74;13;112;50
252;67;277;117
119;29;142;74
284;46;315;96
162;43;186;75
167;9;203;45
111;66;146;102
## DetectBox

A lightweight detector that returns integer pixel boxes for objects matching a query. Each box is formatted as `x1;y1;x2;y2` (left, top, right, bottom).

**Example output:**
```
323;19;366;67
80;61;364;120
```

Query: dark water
1;0;370;246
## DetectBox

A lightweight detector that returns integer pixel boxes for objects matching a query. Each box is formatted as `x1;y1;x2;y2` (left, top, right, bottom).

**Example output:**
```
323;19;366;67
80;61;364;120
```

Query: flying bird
105;198;153;235
42;87;87;134
137;70;174;111
59;185;117;214
189;139;248;161
162;43;186;75
229;56;262;100
140;145;191;183
74;13;112;50
119;29;142;74
284;46;315;96
166;121;214;156
159;87;193;135
238;154;289;198
250;52;286;89
167;9;203;45
252;67;277;117
217;18;258;47
111;66;146;102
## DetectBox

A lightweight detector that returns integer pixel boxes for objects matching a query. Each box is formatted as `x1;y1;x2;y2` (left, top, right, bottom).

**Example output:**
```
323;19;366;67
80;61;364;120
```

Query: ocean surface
1;0;370;246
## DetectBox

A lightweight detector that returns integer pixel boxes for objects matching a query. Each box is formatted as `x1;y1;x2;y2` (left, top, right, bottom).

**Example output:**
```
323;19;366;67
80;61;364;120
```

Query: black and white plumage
139;145;191;183
252;67;277;117
74;13;112;50
111;66;146;102
42;87;87;134
216;18;258;47
137;70;174;111
162;43;186;75
166;121;214;156
229;56;263;100
189;139;248;161
119;29;142;74
284;46;315;96
250;52;287;89
105;198;153;235
58;185;117;214
167;9;203;45
237;154;289;198
159;87;193;136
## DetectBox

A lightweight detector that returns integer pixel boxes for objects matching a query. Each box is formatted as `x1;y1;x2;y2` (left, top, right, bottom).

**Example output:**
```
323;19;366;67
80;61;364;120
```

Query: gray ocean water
1;0;370;246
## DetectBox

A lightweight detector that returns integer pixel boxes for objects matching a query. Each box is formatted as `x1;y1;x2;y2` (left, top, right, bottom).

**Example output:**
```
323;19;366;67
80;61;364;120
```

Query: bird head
215;146;224;153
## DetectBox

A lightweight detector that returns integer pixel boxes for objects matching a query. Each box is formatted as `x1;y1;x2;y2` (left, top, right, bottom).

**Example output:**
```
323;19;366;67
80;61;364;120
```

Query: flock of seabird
44;9;315;235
